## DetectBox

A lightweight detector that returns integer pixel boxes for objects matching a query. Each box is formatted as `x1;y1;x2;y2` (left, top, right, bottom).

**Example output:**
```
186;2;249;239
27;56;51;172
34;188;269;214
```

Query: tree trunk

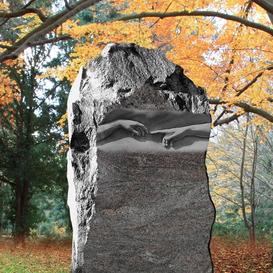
249;128;258;245
239;115;250;233
0;182;3;234
13;65;34;243
249;227;256;244
14;177;29;243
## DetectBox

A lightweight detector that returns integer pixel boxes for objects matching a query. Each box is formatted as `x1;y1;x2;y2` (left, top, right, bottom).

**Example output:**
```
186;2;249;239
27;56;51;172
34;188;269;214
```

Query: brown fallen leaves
211;236;272;273
0;237;72;273
0;236;272;272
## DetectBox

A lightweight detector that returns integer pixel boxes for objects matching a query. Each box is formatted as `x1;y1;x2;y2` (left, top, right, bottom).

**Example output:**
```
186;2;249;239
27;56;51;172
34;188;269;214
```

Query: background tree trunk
239;116;250;235
249;127;258;244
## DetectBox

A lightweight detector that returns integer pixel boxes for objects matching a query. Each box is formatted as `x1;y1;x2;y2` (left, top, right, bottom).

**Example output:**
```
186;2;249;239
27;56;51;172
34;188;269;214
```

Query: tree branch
212;190;242;207
22;0;38;9
253;0;273;14
214;113;242;126
213;109;227;126
208;98;225;105
236;65;273;96
235;101;273;122
64;0;72;10
116;10;273;36
30;35;72;46
0;0;102;62
149;1;173;29
0;8;47;22
209;98;273;122
0;1;39;28
0;175;15;186
1;3;273;62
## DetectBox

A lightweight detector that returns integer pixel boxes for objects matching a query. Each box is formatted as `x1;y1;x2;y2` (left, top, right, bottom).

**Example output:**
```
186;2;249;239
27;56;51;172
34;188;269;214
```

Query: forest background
0;0;272;272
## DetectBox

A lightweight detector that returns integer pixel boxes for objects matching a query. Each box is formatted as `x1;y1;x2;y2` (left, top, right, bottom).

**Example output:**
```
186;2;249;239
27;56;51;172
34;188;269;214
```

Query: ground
0;238;71;273
211;237;272;273
0;237;271;273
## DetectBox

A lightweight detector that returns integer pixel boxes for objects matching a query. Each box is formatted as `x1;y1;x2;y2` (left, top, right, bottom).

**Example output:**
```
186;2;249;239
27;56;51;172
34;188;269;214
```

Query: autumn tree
0;48;70;239
0;0;272;128
0;0;72;239
0;0;272;242
207;118;273;242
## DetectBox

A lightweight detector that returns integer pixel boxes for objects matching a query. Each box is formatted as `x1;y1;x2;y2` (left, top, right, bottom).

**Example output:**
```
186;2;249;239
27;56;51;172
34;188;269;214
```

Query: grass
0;236;272;273
0;238;71;273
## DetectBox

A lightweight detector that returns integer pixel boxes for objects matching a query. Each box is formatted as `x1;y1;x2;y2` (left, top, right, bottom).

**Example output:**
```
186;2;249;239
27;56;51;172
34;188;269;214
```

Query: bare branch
209;98;273;122
0;175;15;186
0;0;39;28
214;113;242;126
212;191;242;207
1;2;272;62
149;1;173;29
22;0;38;9
235;101;273;122
0;0;102;62
64;0;72;10
236;65;273;96
116;10;273;36
30;35;72;46
0;18;9;28
213;109;226;126
208;98;225;105
0;8;47;22
253;0;273;13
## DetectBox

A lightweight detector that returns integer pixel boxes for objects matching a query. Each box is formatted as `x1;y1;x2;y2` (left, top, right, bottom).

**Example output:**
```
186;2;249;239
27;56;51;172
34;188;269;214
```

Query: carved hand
119;120;149;137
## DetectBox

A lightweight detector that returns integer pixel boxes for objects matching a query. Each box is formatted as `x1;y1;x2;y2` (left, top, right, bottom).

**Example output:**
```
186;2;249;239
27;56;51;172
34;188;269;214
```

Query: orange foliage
52;0;272;128
0;0;272;128
0;62;20;107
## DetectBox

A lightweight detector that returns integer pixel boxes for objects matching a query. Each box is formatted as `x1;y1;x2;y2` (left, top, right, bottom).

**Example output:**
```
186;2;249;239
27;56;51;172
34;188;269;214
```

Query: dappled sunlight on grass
0;238;71;273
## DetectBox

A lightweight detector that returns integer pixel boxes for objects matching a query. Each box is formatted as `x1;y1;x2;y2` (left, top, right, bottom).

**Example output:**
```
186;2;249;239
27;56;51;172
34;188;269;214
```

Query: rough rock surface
67;43;215;273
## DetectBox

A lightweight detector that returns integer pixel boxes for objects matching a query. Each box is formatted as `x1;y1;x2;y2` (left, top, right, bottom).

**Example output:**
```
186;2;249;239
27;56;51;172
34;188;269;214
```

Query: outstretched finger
162;137;170;148
137;126;145;136
142;125;149;135
131;128;140;136
136;125;147;136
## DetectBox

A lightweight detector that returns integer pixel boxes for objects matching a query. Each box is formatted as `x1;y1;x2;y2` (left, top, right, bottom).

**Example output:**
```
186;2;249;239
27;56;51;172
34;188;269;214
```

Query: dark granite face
97;109;211;153
83;151;215;273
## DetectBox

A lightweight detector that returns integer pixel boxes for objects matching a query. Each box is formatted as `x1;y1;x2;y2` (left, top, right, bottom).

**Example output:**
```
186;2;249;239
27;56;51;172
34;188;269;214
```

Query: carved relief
97;109;211;152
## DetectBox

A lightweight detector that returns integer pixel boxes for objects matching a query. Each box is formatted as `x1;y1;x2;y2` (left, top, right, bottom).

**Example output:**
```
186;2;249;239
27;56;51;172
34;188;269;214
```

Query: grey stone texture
67;43;215;273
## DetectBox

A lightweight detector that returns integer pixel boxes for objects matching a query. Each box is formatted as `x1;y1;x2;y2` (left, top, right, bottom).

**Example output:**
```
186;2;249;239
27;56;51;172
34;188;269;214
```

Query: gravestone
67;43;215;273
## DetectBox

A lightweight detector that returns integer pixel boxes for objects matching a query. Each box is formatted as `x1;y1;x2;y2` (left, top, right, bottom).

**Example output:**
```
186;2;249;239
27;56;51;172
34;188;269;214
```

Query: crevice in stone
105;79;115;89
90;186;96;200
82;67;87;80
72;103;82;125
175;95;189;111
118;87;132;93
93;116;98;129
70;131;90;153
163;92;169;100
